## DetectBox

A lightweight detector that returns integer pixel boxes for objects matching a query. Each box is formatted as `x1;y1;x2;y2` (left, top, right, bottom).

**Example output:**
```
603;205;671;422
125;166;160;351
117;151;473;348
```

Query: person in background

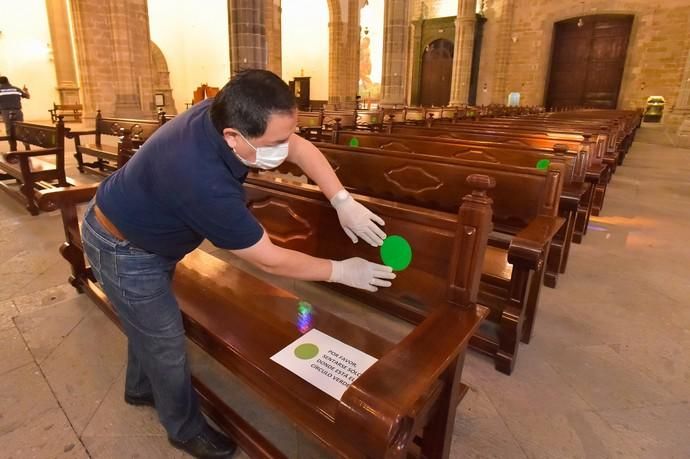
0;76;30;139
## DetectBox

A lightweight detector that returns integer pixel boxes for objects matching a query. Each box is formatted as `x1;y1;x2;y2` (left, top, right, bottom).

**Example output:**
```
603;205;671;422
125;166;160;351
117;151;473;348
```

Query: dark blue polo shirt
96;99;264;259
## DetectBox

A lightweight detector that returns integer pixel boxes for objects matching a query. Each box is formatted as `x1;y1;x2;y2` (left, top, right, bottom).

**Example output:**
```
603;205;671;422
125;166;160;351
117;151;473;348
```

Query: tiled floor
1;129;689;458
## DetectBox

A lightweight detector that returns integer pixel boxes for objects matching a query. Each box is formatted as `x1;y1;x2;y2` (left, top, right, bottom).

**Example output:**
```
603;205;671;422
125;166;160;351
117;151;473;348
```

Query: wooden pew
49;103;83;123
328;129;584;285
440;117;620;221
355;110;384;131
296;110;323;141
440;117;617;173
539;109;641;163
38;178;491;459
66;110;166;175
261;151;564;374
379;122;607;236
0;116;71;215
333;128;602;244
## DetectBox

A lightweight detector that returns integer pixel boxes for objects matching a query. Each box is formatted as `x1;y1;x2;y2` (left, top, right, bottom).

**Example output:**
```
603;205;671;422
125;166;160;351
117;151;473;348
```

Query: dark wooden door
546;15;633;109
420;39;453;107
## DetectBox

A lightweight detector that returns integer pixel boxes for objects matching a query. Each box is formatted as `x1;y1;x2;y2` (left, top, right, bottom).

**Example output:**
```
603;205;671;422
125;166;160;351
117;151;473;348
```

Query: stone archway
150;42;177;115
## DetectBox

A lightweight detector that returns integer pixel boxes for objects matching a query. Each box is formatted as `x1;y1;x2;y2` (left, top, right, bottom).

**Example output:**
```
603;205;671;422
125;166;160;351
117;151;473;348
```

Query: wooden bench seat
38;178;492;458
0;117;71;215
252;156;563;374
49;103;83;123
67;110;166;175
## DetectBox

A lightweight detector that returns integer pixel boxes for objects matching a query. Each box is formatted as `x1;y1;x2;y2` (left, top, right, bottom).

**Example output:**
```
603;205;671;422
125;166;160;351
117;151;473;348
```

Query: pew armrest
66;129;97;139
509;216;565;269
37;184;99;212
586;164;607;182
562;183;589;212
5;147;62;161
335;304;486;456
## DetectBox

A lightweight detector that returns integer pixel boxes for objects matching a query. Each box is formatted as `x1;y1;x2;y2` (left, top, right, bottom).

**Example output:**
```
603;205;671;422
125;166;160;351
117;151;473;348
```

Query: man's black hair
0;76;9;85
210;69;296;137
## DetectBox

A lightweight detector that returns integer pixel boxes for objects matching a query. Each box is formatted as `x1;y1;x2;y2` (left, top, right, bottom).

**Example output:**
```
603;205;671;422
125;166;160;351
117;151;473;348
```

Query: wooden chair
0;115;71;215
66;110;164;175
49;103;83;123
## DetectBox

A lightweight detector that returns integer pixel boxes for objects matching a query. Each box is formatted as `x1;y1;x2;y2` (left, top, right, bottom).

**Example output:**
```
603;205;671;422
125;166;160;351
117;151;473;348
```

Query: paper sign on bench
270;328;378;400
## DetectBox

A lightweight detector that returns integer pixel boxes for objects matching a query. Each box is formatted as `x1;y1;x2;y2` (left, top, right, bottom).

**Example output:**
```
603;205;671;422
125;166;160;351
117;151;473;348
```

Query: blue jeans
81;201;205;442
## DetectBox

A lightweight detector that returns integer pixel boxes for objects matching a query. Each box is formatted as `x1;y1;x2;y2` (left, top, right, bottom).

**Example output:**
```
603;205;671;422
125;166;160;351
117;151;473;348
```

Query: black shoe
124;392;156;408
169;425;237;459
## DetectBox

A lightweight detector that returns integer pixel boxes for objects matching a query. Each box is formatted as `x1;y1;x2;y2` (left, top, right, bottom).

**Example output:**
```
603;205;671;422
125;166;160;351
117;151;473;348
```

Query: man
81;69;395;458
0;76;30;137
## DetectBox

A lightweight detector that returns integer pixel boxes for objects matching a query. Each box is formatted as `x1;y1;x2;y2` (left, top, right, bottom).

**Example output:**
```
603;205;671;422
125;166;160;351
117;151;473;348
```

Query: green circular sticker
348;137;360;147
294;343;319;360
536;159;551;170
380;235;413;271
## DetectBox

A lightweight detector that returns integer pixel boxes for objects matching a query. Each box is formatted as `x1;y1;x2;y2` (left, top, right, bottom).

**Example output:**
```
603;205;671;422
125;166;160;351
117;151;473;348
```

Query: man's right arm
230;232;395;292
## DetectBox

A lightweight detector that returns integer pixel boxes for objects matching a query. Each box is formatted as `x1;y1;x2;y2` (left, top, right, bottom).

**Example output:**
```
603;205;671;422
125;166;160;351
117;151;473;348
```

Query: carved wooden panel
248;198;314;243
99;118;161;140
379;142;413;152
14;124;58;148
384;166;444;194
452;149;499;163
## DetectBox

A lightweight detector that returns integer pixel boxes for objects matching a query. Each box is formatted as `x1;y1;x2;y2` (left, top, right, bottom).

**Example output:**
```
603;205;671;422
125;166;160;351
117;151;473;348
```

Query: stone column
490;0;515;104
671;48;690;145
70;0;156;117
448;0;476;106
380;0;410;106
264;0;282;76
327;0;360;106
45;0;80;105
228;0;268;74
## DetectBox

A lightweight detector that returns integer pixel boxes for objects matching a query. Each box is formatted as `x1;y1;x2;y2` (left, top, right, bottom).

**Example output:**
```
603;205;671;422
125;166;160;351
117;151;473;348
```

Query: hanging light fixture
577;2;585;27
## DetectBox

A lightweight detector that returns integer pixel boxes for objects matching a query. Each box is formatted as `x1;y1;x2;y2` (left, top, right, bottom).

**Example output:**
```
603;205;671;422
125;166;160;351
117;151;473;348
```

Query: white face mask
235;132;289;170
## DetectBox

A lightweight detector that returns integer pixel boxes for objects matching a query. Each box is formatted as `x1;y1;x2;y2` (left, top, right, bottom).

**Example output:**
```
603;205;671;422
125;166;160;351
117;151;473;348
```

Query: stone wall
477;0;690;118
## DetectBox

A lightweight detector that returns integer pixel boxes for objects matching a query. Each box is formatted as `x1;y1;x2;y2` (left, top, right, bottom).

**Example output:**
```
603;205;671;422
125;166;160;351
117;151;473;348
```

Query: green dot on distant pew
536;159;551;170
348;137;360;147
294;343;319;360
380;235;412;271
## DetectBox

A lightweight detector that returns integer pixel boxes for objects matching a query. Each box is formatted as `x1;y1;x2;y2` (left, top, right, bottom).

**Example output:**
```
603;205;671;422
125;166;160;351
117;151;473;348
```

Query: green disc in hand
380;235;412;271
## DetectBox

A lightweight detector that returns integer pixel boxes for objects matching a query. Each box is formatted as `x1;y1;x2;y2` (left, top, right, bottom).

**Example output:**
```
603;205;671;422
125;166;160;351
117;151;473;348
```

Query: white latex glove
328;258;396;292
330;189;386;246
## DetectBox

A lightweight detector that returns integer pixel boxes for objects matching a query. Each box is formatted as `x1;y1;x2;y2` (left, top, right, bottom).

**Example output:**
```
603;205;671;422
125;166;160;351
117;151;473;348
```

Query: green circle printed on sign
536;159;551;170
294;343;319;360
380;235;413;271
348;137;360;147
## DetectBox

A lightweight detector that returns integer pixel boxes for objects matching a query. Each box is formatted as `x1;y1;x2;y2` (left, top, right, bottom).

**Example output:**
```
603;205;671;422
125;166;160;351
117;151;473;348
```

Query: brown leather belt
94;204;126;241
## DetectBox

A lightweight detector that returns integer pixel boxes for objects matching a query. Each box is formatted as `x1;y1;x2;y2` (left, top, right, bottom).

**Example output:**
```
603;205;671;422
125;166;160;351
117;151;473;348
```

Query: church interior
1;0;689;457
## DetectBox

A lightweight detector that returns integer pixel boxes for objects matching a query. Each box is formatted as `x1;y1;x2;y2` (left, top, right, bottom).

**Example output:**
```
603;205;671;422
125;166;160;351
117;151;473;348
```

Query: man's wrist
329;189;350;208
328;259;342;282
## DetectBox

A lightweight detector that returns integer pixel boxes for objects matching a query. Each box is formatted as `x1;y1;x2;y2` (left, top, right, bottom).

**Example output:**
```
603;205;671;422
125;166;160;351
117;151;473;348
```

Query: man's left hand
331;189;386;246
